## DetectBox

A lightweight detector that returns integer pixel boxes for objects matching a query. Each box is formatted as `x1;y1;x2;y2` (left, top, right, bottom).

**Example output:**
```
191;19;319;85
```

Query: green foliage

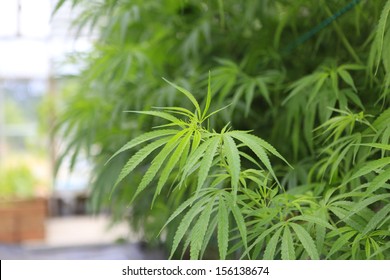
0;164;37;199
54;0;390;259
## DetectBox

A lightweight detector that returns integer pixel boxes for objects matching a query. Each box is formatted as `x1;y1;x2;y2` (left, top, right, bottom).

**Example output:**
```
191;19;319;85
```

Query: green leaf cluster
54;0;390;259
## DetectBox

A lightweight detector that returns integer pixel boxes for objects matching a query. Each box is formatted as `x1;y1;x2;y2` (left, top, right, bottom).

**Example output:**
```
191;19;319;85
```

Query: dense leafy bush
55;0;390;259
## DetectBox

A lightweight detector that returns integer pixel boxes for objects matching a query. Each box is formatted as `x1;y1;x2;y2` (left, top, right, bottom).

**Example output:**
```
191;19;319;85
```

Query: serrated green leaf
349;157;390;181
202;71;212;120
351;233;362;259
290;223;319;260
179;136;191;170
330;70;339;97
281;226;295;260
203;103;232;120
289;215;335;230
340;64;366;71
228;131;291;166
225;194;247;252
163;78;202;118
366;169;390;193
326;230;356;259
153;131;193;205
283;73;317;104
179;137;214;185
329;206;366;232
327;226;355;237
315;210;327;253
365;238;372;259
369;240;390;259
373;0;390;72
197;136;220;192
200;215;218;259
191;130;202;153
360;143;390;151
303;108;315;151
338;69;357;91
362;204;390;236
169;197;209;258
344;90;364;109
132;130;187;201
126;110;185;127
307;74;327;105
344;194;390;221
228;131;282;184
256;77;272;106
241;223;282;259
154;106;195;118
222;135;241;201
160;195;200;234
239;152;263;169
180;235;191;260
263;227;283;259
329;142;357;181
111;137;170;196
106;129;178;163
244;81;256;117
209;173;230;188
190;197;215;259
217;196;229;260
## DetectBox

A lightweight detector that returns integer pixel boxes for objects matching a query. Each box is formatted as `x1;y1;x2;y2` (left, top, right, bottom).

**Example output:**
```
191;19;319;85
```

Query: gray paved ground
0;215;166;260
0;243;166;260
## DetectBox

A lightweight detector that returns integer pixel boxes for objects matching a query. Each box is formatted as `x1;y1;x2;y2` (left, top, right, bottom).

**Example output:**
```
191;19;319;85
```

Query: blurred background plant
53;0;390;259
0;80;51;201
0;163;37;199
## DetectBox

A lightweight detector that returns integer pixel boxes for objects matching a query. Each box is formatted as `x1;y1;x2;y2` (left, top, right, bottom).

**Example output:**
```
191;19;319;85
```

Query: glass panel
0;0;18;37
0;79;50;198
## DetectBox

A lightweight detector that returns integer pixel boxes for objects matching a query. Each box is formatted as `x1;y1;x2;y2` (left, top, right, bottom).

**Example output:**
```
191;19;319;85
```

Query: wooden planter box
0;198;47;243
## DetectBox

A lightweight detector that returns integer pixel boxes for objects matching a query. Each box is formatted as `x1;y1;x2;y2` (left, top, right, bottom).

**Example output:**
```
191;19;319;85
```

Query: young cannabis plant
108;74;289;259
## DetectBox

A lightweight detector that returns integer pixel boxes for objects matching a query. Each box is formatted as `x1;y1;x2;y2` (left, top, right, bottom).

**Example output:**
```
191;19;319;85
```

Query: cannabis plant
54;0;390;259
107;75;292;259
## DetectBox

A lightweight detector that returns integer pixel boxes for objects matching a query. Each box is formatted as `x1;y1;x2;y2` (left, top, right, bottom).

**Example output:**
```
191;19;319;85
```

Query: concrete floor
0;243;166;260
0;215;166;260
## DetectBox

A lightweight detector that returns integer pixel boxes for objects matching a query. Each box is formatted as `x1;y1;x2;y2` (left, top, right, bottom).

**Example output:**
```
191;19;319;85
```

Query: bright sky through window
0;0;51;38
